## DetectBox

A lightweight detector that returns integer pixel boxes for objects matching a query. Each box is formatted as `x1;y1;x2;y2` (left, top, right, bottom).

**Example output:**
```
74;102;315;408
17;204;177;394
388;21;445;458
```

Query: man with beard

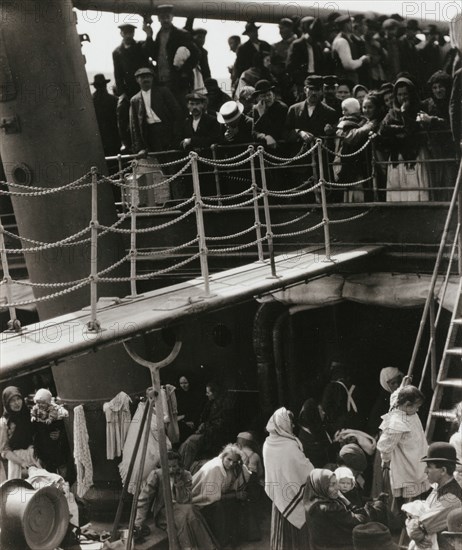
251;79;288;147
179;92;221;151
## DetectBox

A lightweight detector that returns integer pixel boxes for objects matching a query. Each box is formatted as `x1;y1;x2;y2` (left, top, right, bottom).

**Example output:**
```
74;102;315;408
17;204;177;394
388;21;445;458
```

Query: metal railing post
190;152;211;296
370;137;379;202
129;161;138;298
316;139;332;261
0;221;21;332
211;144;222;205
117;153;127;211
257;146;277;278
249;146;264;262
87;166;100;331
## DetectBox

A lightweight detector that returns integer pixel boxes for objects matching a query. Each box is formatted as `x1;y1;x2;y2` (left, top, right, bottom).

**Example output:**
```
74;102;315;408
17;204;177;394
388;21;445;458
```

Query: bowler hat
91;74;110;86
305;75;323;89
353;522;399;550
243;21;260;35
323;75;338;87
217;101;244;124
185;91;207;102
421;442;462;465
253;79;275;97
118;23;136;30
134;67;155;77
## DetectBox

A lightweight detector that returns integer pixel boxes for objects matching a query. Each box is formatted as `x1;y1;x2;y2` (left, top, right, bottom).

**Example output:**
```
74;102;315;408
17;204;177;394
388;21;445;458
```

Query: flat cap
134;67;155;77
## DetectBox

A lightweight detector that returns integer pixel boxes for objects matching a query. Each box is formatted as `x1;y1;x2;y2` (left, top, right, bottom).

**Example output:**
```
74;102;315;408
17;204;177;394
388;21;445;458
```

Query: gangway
0;243;382;380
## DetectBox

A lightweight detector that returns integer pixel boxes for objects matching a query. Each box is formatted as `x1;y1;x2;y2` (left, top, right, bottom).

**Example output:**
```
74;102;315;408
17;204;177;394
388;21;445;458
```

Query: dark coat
112;40;151;98
306;498;368;550
233;39;271;83
129;86;182;153
450;68;462;147
286;37;324;85
180;112;221;150
92;90;121;156
252;99;288;141
220;114;253;145
198;46;211;81
147;26;199;90
285;100;338;141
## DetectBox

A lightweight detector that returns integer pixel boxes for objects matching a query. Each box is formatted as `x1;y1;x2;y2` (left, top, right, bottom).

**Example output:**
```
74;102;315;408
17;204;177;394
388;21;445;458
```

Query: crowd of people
3;363;462;549
90;4;462;203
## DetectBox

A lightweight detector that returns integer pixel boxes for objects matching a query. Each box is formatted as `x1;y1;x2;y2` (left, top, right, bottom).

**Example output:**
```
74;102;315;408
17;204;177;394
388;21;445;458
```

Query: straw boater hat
217;101;244;124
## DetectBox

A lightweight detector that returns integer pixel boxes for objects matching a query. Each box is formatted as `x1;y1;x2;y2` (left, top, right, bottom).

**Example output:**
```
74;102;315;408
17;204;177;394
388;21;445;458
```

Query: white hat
34;388;52;404
217;101;244;124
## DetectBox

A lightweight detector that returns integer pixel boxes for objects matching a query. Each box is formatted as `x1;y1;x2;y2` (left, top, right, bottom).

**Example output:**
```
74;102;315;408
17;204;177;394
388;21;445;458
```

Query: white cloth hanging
119;401;171;494
73;405;93;498
103;391;132;460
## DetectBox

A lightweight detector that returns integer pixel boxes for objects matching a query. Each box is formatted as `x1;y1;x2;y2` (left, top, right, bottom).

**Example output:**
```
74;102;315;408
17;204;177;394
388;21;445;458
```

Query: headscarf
309;468;334;499
304;468;340;514
263;407;313;528
1;386;34;451
392;77;420;114
379;367;403;393
352;84;368;98
339;443;367;473
266;407;301;446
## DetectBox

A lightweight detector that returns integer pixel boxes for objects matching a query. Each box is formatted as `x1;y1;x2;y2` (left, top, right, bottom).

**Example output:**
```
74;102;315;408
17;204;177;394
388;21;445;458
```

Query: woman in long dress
263;407;314;550
379;77;431;202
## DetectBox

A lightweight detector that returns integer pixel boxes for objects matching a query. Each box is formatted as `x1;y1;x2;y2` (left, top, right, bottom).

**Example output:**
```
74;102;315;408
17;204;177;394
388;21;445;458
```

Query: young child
377;385;429;502
31;388;69;476
335;465;355;494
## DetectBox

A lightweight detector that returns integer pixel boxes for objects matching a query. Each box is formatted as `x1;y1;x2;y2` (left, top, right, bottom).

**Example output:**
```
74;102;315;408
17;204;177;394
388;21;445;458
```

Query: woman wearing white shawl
263;407;314;550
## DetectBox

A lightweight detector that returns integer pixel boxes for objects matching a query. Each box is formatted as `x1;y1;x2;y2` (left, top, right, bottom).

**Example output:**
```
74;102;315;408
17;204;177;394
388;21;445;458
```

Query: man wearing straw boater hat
404;442;462;550
217;100;253;144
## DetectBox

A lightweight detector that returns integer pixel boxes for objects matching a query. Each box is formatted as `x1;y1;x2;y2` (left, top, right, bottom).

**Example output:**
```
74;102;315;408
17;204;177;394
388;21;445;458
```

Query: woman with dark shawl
421;70;458;200
304;468;384;550
379;77;431;202
0;386;38;479
175;374;204;443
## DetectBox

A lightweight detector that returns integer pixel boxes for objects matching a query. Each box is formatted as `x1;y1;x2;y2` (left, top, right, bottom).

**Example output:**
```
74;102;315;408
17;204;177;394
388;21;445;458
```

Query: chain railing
1;136;458;334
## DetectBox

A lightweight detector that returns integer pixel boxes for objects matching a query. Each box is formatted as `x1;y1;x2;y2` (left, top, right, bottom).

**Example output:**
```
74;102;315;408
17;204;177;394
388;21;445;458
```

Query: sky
76;0;462;86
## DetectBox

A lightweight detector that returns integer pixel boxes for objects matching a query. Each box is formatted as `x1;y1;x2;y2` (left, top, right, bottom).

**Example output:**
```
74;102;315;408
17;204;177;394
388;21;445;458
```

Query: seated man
404;442;462;550
134;450;217;549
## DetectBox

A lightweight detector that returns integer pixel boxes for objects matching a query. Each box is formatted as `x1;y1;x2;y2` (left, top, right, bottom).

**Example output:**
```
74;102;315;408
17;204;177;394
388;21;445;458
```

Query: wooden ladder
425;275;462;440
